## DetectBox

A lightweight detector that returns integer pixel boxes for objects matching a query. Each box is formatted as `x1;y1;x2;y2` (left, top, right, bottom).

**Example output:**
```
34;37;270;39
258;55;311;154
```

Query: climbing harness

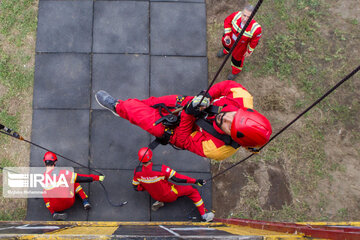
148;96;186;150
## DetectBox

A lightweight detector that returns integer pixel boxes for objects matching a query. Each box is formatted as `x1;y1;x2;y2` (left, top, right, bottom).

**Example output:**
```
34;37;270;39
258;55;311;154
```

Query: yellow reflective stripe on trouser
171;185;178;195
46;202;50;208
194;199;204;207
75;185;82;193
231;62;242;70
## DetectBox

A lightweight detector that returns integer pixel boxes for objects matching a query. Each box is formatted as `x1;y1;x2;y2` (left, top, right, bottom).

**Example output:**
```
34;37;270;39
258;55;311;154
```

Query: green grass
0;0;37;221
210;0;360;222
233;198;313;222
0;0;36;143
0;207;26;221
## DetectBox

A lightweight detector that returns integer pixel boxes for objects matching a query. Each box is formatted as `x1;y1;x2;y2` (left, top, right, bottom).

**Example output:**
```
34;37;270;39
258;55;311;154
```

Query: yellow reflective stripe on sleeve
194;199;204;207
250;23;260;34
171;185;178;195
72;172;77;184
224;28;231;34
243;31;253;38
248;45;254;52
138;176;165;184
75;185;82;193
46;202;50;208
230;87;253;109
169;169;176;178
132;179;140;185
202;140;238;161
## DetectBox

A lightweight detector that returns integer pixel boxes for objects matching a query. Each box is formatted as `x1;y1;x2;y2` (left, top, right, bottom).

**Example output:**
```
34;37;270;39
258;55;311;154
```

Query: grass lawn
0;0;38;220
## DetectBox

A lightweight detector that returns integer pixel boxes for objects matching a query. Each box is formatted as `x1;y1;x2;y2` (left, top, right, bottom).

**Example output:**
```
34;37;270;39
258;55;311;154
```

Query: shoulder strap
152;164;162;172
135;166;143;173
196;118;240;149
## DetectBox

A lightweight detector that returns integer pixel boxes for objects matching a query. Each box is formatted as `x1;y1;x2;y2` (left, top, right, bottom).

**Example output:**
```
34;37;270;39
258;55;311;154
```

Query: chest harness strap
195;118;240;149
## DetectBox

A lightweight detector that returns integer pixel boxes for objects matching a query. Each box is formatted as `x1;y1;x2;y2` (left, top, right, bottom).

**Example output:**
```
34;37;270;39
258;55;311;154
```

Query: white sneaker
151;201;164;211
201;212;214;222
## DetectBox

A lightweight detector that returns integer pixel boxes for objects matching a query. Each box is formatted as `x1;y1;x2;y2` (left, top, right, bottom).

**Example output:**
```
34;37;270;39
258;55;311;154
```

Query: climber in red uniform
42;152;105;220
95;80;272;161
132;147;214;222
217;4;262;80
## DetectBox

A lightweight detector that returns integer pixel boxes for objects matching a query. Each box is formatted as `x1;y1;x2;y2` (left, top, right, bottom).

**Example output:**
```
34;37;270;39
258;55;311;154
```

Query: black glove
185;95;211;117
52;212;68;221
195;179;206;186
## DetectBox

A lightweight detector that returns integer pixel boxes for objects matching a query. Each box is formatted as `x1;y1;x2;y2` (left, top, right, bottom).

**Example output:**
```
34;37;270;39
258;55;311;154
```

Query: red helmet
138;147;152;162
231;108;272;148
43;152;57;162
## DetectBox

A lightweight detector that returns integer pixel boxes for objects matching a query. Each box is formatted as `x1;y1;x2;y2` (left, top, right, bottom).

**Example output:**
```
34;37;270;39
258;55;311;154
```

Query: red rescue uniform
116;80;254;161
132;162;206;215
43;169;100;214
221;11;262;74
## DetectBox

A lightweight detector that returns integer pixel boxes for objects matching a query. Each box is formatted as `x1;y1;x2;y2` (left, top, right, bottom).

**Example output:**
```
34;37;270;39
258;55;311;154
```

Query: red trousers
221;35;245;75
115;95;182;138
160;185;205;216
74;183;88;200
44;183;88;214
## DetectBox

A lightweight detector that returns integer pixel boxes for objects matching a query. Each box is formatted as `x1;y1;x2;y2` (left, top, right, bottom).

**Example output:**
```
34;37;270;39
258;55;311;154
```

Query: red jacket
170;80;254;161
43;169;99;214
132;162;196;201
223;11;262;57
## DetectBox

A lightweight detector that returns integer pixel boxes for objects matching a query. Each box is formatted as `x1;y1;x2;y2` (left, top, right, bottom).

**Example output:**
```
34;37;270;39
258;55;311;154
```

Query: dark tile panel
33;54;90;109
88;169;150;221
91;54;149;109
93;1;149;53
30;109;90;168
151;2;206;56
36;1;93;52
150;56;208;97
90;110;150;169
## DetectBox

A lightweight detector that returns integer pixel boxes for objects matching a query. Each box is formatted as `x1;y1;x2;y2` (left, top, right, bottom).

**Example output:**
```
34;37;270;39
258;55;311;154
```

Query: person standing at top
217;4;262;80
